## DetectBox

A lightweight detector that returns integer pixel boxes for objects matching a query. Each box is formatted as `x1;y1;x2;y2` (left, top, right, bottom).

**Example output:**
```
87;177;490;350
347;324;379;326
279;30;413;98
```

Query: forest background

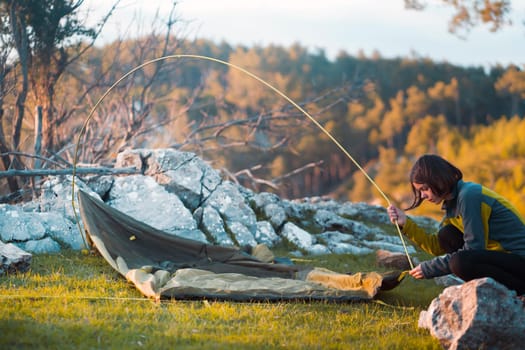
1;1;524;220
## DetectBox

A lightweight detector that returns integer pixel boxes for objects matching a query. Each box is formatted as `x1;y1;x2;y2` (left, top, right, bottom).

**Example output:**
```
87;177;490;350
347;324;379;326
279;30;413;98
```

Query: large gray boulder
115;149;222;210
108;175;198;232
419;277;525;349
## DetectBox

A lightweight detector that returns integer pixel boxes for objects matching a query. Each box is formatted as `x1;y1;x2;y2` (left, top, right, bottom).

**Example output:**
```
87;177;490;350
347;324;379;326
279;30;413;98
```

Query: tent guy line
71;54;414;270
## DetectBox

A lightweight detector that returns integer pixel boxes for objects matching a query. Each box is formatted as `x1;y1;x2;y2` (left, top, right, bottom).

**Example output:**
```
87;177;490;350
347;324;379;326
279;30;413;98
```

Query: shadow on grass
0;318;238;350
376;276;444;308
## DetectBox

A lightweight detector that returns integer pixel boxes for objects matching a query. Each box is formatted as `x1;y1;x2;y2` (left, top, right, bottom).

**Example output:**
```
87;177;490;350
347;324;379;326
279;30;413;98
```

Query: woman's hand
409;264;425;279
387;205;407;226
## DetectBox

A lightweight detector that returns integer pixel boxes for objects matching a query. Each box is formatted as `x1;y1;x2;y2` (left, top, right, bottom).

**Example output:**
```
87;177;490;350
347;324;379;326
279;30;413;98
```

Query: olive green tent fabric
77;190;400;301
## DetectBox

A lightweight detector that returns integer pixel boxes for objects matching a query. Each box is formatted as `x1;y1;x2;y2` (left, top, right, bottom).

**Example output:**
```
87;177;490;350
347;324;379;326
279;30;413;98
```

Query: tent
77;190;404;302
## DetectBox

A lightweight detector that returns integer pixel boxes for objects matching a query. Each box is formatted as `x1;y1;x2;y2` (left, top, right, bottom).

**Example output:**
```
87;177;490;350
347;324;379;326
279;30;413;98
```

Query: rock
18;237;62;254
281;222;315;250
204;181;258;234
281;222;329;255
198;206;235;246
108;175;197;234
251;192;288;229
115;148;149;171
336;201;390;225
38;175;100;222
314;209;373;238
375;249;415;270
318;231;373;255
419;278;525;349
251;192;281;209
262;203;287;230
0;205;83;250
251;244;275;263
40;212;84;250
0;148;441;257
155;153;222;211
118;149;222;211
255;221;281;247
0;205;46;241
0;241;32;274
227;221;257;247
306;244;331;255
84;175;114;199
433;274;464;287
370;232;417;254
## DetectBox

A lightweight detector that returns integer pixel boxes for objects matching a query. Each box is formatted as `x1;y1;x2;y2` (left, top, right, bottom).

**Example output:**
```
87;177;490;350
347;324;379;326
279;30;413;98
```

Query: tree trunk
0;109;19;193
34;106;43;168
9;3;29;154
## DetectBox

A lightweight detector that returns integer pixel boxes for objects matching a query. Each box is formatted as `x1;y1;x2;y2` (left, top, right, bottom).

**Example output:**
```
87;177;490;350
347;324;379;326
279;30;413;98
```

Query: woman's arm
387;205;445;256
387;205;407;226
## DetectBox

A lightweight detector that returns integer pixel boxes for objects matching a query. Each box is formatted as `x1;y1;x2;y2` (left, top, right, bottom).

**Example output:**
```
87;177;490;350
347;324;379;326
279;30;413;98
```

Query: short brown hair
406;154;462;210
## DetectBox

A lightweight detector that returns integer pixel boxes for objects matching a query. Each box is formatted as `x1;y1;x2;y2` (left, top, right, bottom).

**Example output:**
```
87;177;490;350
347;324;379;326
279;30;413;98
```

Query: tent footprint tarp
77;190;403;301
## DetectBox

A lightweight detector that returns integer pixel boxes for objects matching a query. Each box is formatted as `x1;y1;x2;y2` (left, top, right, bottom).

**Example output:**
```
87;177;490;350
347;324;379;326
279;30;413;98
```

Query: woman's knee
449;251;475;280
438;225;464;253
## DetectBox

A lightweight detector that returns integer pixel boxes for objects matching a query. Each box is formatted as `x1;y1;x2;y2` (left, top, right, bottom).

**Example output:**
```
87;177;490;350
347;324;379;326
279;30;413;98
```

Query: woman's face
413;182;445;204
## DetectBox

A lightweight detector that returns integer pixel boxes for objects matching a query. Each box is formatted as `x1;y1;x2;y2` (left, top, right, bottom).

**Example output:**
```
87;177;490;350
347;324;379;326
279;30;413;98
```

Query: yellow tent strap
397;270;410;282
71;54;414;270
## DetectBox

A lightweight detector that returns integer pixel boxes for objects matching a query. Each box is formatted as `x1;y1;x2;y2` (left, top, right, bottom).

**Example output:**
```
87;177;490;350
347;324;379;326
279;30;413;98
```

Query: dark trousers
438;224;525;295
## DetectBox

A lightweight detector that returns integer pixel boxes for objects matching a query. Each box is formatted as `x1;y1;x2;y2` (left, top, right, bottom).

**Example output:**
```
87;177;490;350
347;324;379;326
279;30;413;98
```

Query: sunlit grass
0;250;443;349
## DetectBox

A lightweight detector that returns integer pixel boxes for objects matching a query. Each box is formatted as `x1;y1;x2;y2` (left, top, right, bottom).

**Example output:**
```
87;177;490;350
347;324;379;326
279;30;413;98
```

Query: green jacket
402;180;525;278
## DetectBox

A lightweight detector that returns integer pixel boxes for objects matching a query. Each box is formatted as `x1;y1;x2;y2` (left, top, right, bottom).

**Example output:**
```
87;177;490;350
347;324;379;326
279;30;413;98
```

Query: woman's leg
449;250;525;295
438;225;464;253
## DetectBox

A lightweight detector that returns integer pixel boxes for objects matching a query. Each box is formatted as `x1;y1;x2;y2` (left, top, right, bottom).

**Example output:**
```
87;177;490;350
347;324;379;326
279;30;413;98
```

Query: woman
387;154;525;295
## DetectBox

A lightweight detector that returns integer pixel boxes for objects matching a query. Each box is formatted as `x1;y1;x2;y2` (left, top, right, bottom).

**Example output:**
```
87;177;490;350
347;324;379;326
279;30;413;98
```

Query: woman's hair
406;154;463;210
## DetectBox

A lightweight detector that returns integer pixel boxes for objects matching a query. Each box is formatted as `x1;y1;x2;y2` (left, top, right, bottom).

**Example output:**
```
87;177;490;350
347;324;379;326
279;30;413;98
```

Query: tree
379;91;406;148
0;12;19;193
494;65;525;117
349;167;373;202
0;0;30;173
373;146;412;205
427;78;461;126
405;0;513;36
404;114;449;156
226;47;267;111
0;0;117;198
404;85;429;124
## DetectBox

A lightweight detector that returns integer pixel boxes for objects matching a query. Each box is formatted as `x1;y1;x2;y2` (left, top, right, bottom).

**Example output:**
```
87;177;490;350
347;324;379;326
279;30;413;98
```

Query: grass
0;250;444;349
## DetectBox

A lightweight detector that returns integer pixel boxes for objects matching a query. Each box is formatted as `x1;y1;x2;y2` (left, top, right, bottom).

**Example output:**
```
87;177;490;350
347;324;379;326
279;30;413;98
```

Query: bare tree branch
231;168;279;190
222;160;325;193
272;160;325;184
0;166;139;178
0;151;68;168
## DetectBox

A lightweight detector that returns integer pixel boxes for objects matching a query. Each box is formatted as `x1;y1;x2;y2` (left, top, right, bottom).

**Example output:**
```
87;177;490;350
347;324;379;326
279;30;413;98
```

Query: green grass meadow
0;250;444;349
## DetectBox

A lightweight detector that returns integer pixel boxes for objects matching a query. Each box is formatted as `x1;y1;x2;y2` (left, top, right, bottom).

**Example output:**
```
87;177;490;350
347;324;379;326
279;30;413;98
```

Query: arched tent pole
71;54;414;269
